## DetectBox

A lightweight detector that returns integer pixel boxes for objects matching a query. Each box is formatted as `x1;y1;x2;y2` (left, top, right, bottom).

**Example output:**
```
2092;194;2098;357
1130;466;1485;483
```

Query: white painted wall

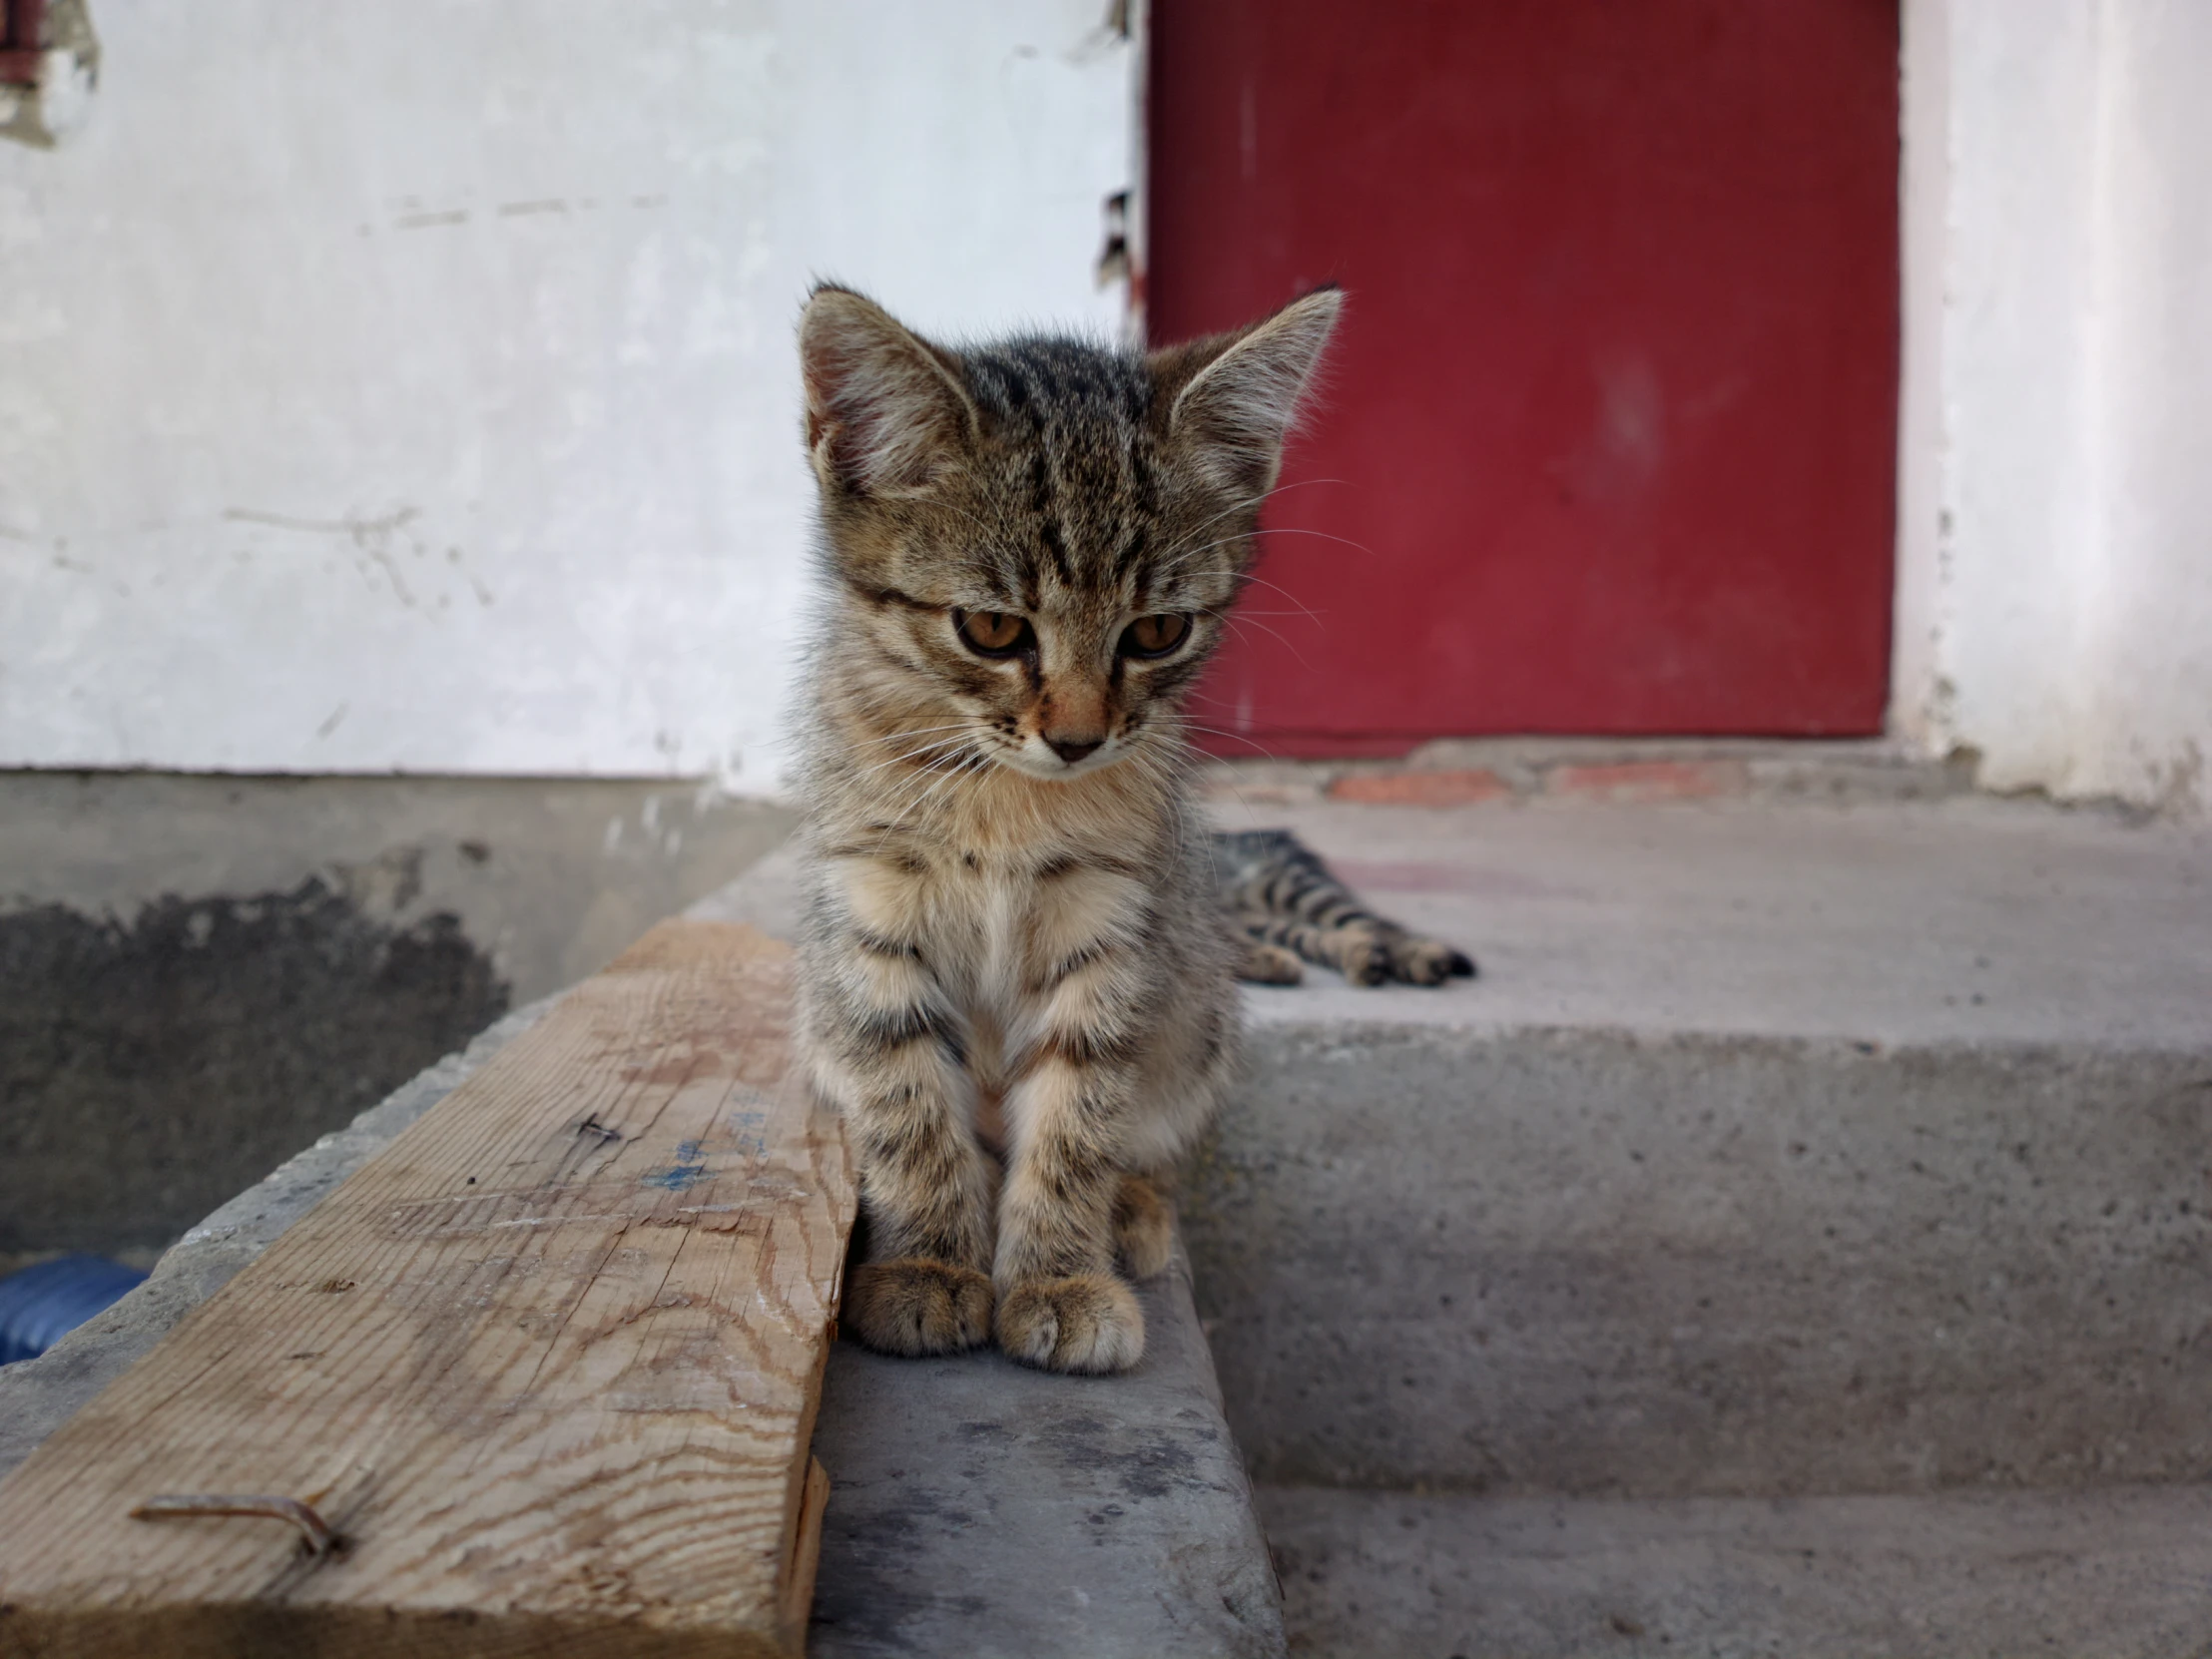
0;0;1132;790
12;4;2208;815
1897;0;2212;817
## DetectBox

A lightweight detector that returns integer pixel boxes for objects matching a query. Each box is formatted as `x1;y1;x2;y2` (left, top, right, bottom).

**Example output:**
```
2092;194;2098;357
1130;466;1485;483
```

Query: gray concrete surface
14;786;2209;1654
1257;1480;2212;1659
812;1245;1285;1659
1225;796;2211;1047
1190;1031;2212;1498
0;885;510;1255
684;839;805;932
1208;736;1981;809
1182;797;2212;1501
0;772;795;1254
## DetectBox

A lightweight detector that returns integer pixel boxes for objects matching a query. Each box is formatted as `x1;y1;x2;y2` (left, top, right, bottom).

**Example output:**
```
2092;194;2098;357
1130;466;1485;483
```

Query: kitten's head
798;283;1339;782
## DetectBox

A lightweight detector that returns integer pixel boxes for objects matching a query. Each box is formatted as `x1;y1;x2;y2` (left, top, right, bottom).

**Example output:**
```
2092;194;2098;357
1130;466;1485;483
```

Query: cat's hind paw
995;1274;1145;1374
1340;933;1395;986
1388;933;1478;985
845;1258;994;1358
1237;940;1306;984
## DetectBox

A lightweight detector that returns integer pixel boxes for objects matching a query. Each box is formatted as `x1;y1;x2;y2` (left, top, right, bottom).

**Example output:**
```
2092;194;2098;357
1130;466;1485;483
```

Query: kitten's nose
1047;735;1104;765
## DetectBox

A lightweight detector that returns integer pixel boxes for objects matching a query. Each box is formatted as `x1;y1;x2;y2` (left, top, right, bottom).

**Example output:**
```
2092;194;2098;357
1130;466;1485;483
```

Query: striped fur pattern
1214;829;1477;987
793;283;1342;1374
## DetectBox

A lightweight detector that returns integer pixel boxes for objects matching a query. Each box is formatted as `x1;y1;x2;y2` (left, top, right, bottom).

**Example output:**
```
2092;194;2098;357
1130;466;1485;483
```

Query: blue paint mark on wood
643;1140;711;1193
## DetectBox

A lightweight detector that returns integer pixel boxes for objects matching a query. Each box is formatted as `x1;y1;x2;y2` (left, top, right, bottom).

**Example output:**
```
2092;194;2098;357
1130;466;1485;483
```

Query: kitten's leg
830;1059;996;1357
1114;1171;1176;1281
993;1047;1147;1374
807;914;996;1358
991;883;1164;1373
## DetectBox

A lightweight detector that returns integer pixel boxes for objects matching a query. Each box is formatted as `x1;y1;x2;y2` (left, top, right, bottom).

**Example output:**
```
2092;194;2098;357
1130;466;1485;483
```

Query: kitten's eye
954;609;1033;657
1119;614;1191;658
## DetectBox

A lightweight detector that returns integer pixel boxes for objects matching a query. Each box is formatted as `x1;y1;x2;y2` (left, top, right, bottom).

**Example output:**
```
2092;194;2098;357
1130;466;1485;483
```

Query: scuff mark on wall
0;0;97;151
227;506;432;610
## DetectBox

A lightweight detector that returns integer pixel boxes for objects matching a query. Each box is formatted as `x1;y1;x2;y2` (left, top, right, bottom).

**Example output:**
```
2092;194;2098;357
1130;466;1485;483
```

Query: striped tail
1212;829;1477;987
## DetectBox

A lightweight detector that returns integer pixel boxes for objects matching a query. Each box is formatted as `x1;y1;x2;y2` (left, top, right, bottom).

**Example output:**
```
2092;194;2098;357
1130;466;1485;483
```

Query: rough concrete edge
0;993;562;1482
1199;740;2171;822
1238;1011;2212;1067
1199;739;1966;806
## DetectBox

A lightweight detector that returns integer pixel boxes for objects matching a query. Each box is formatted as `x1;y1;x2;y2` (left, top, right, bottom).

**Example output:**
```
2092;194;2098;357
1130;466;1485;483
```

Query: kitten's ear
799;285;978;499
1156;286;1343;497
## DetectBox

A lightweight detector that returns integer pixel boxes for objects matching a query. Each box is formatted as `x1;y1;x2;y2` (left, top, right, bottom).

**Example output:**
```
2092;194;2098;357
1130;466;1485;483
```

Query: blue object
0;1255;148;1366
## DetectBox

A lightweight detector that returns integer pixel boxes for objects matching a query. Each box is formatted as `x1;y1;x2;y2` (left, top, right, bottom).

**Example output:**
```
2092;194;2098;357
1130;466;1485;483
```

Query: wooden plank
0;919;854;1659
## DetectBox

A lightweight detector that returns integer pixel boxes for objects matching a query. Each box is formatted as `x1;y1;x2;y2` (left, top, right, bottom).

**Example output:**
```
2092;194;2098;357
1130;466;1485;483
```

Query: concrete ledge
811;1244;1284;1659
1179;796;2212;1499
0;773;798;1257
1258;1479;2212;1659
1203;738;1982;814
1190;1027;2212;1498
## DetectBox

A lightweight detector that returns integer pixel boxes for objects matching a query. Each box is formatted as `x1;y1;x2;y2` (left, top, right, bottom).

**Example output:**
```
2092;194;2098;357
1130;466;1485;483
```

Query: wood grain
0;919;854;1658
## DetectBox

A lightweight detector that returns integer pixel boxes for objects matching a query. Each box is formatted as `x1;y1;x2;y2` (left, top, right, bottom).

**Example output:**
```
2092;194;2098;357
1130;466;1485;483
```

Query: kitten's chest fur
901;846;1066;1133
822;769;1170;1018
815;780;1193;1160
908;842;1069;1011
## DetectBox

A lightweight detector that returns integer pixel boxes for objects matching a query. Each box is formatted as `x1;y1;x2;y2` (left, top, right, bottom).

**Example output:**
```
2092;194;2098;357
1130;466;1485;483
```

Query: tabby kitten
793;281;1341;1374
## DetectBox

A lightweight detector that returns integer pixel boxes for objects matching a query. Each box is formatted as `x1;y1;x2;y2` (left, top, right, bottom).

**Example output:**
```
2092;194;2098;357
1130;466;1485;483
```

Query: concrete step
1182;796;2212;1499
1255;1479;2212;1659
14;790;2208;1654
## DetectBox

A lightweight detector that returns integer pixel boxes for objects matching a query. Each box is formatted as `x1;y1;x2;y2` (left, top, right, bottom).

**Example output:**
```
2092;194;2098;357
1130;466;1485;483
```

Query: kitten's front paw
995;1274;1145;1374
845;1258;994;1358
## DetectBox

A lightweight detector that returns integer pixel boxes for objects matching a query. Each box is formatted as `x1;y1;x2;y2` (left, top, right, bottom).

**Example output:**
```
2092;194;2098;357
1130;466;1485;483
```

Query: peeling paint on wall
0;0;98;150
0;882;508;1254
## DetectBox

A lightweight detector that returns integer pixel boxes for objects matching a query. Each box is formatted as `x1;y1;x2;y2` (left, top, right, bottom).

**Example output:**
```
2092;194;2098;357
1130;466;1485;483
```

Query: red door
1148;1;1900;752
